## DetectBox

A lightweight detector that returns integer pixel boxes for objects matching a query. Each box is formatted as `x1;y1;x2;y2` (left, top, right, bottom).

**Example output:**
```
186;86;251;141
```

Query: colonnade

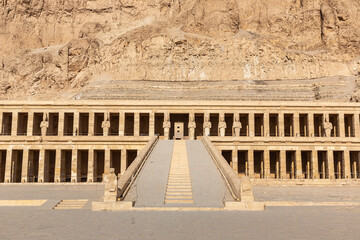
1;111;359;139
220;148;360;180
0;147;140;183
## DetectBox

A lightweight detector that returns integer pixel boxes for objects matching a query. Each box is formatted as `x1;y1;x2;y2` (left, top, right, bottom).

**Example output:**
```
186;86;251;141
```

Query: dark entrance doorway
170;114;189;139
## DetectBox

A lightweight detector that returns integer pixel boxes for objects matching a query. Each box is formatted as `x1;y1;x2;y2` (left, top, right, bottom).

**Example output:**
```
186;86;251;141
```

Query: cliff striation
0;0;359;101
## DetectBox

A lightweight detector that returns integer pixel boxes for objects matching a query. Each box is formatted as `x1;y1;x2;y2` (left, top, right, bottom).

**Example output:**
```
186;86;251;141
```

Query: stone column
71;148;77;182
278;113;285;137
119;112;125;136
59;151;65;182
248;149;254;178
0;111;3;135
40;113;49;137
218;113;226;137
4;149;12;182
149;112;155;136
312;150;319;179
339;113;345;138
264;149;270;178
54;148;61;183
134;112;140;137
280;150;286;179
249;113;255;137
294;113;300;137
38;149;45;183
58;112;64;136
11;112;18;136
295;150;302;179
73;112;79;136
87;148;94;182
102;112;110;137
163;112;171;140
203;113;212;136
121;149;127;174
21;149;29;183
27;112;33;136
105;149;111;174
327;150;335;179
324;114;333;137
344;150;351;179
88;112;94;136
264;113;269;137
232;149;238;173
354;113;360;138
308;113;314;137
233;113;242;137
188;113;196;140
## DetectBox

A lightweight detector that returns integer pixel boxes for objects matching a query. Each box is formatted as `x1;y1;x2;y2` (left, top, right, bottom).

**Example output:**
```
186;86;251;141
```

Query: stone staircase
164;140;194;204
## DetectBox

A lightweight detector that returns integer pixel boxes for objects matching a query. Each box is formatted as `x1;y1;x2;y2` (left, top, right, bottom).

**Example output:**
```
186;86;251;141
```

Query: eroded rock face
0;0;359;100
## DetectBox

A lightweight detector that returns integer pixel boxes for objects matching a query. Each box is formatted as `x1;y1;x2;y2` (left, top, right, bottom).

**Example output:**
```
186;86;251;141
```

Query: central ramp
127;140;230;208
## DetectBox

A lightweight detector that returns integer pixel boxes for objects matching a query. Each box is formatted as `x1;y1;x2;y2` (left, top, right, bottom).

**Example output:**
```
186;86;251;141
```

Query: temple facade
0;100;359;183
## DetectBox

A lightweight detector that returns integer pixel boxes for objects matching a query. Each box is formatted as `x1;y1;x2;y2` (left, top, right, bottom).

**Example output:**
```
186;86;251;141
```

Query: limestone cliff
0;0;359;101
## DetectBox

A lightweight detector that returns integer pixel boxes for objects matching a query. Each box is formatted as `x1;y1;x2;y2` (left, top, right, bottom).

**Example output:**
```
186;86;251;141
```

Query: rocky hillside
0;0;359;101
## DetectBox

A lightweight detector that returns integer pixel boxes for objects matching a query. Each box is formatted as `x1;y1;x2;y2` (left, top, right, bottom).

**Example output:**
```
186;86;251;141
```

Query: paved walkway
1;206;360;240
128;140;230;208
127;140;174;207
186;140;231;207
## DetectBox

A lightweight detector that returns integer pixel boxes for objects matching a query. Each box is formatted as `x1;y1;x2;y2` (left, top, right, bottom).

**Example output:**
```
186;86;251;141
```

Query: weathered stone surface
0;0;359;100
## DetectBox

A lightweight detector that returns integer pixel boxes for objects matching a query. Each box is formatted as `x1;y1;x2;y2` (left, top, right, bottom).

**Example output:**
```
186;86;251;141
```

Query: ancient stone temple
0;0;360;189
0;100;359;184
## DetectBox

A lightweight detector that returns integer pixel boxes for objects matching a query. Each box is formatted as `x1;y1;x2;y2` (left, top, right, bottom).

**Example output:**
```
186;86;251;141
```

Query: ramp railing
118;135;159;200
202;136;242;201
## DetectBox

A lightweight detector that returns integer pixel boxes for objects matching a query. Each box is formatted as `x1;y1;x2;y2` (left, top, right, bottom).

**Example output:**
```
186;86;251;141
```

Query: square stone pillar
295;150;302;179
11;112;18;136
232;149;238;173
119;112;125;136
264;149;270;178
248;113;255;137
54;149;61;183
0;112;2;135
294;113;300;137
4;149;12;182
87;148;94;183
134;113;140;136
312;150;319;179
73;112;79;136
105;149;111;174
58;112;64;136
327;150;335;179
60;151;66;182
121;149;127;174
308;113;315;137
354;114;360;138
248;149;254;178
280;150;286;179
21;149;29;183
278;113;285;137
88;112;94;136
149;112;155;136
38;149;45;183
264;113;269;137
344;150;351;179
71;149;78;182
27;112;33;136
339;113;345;138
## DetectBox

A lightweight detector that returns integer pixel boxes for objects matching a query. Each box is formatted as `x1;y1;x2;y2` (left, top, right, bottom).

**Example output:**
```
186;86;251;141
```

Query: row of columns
229;149;355;179
2;148;134;183
3;111;360;138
